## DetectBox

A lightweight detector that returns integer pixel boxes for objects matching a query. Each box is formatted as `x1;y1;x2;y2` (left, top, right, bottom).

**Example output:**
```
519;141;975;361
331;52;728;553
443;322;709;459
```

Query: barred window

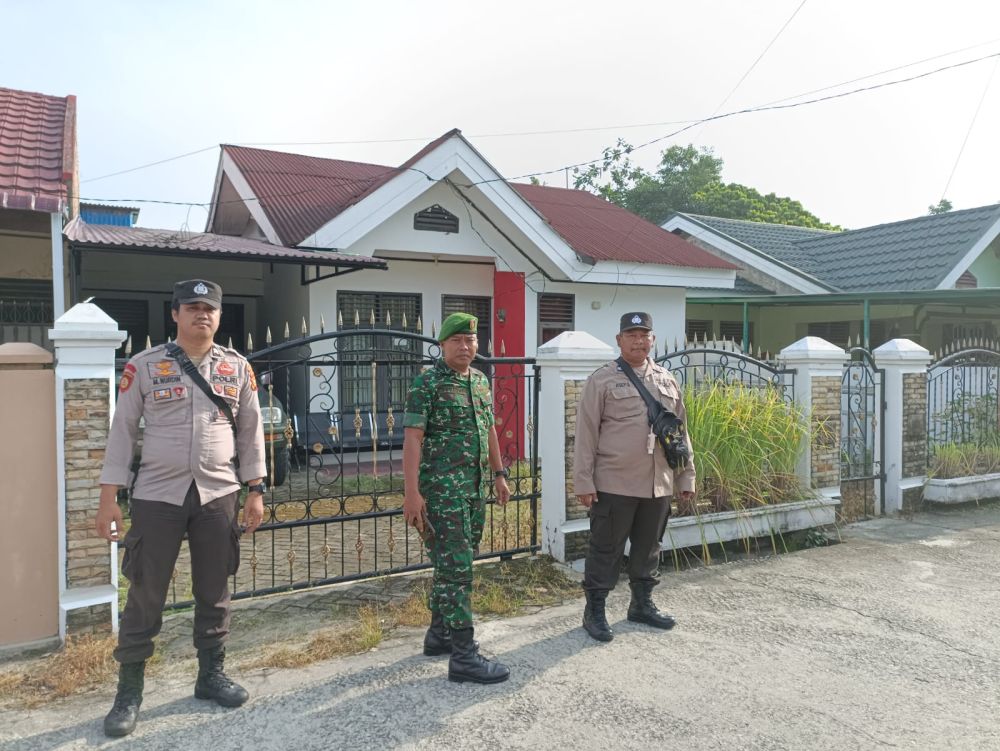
538;293;574;345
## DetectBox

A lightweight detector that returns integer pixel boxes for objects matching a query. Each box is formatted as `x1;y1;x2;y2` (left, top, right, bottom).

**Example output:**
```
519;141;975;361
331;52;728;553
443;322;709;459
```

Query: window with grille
719;320;754;347
538;293;574;345
0;278;52;324
808;321;850;348
414;205;459;233
337;292;422;411
685;319;712;342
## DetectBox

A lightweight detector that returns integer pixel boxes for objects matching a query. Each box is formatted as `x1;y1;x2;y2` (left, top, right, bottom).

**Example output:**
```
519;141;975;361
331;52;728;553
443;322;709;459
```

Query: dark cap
172;279;222;309
620;311;653;332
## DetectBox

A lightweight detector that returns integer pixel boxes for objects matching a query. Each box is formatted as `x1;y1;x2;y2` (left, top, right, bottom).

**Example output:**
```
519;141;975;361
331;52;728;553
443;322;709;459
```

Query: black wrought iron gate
841;347;886;518
162;329;540;610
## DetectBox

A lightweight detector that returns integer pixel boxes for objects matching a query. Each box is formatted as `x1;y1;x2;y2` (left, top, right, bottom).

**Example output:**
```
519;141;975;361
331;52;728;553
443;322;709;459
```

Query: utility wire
82;37;998;186
940;55;1000;201
706;0;809;120
30;48;1000;209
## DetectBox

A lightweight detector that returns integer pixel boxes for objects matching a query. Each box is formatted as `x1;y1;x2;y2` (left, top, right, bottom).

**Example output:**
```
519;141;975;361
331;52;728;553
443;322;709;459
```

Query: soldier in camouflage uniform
403;312;512;684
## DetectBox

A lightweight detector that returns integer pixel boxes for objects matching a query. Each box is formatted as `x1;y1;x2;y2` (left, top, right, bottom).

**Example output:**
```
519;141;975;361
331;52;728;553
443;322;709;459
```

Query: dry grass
243;602;387;670
0;634;119;708
244;557;576;671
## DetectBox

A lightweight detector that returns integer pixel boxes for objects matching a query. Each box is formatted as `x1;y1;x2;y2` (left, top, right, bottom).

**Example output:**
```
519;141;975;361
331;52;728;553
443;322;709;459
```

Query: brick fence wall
563;379;590;560
902;371;928;512
811;376;841;488
63;378;114;635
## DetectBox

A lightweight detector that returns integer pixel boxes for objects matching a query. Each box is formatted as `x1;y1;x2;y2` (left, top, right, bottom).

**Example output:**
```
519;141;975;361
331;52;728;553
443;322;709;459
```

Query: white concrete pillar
49;302;127;640
778;337;849;494
874;339;932;514
535;331;614;563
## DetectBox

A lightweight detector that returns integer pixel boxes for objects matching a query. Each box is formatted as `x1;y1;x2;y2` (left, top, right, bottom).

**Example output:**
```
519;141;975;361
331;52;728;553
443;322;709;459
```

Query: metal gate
840;347;886;518
161;328;540;610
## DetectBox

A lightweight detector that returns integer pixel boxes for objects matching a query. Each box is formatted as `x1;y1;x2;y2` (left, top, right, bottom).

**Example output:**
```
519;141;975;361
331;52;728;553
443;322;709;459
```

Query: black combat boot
582;589;614;642
447;627;510;684
194;645;249;707
424;612;479;656
627;581;676;630
103;661;145;737
423;612;453;656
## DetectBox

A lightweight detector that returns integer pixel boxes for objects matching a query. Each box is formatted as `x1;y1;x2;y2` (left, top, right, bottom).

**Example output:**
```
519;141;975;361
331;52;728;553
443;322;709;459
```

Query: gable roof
64;217;386;270
678;205;1000;292
512;184;733;268
791;204;1000;291
216;134;735;272
0;86;76;213
218;130;459;248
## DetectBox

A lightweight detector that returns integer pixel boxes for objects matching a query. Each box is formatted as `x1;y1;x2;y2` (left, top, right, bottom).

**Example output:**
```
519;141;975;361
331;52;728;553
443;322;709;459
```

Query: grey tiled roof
682;214;837;284
689;276;775;296
683;205;1000;292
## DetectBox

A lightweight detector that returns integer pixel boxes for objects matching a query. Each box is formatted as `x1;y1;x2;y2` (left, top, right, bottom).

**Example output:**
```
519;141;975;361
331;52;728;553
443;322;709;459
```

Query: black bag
615;357;690;469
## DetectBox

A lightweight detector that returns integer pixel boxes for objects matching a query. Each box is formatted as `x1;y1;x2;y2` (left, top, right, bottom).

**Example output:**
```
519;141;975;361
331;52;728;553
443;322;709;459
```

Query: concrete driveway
4;506;1000;750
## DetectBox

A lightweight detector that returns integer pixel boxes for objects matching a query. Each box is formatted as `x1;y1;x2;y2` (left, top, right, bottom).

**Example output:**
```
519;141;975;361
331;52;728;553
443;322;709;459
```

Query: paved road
4;506;1000;750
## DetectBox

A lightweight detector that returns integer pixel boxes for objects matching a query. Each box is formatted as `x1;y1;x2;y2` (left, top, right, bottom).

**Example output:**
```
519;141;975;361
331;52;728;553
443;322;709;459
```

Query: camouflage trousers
425;494;486;630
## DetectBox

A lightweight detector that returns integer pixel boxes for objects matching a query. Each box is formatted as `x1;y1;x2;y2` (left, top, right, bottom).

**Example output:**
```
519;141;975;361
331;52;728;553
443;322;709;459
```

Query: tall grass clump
929;441;1000;479
681;382;808;515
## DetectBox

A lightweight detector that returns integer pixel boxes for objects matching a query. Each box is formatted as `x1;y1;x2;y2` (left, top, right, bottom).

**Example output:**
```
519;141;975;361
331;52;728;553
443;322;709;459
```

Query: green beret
438;312;479;342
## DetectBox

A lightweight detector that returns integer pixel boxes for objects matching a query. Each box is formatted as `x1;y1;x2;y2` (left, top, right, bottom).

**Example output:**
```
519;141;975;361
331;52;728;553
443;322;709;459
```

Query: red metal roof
221;130;461;247
220;133;736;270
64;217;386;269
0;86;76;213
512;183;736;268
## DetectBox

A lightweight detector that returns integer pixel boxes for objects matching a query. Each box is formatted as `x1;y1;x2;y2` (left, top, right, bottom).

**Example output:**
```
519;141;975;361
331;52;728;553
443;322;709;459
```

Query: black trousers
583;492;670;592
115;482;241;663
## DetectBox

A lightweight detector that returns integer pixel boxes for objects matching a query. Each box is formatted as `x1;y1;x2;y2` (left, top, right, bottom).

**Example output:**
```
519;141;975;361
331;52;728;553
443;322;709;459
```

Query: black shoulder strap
616;356;661;426
166;343;238;442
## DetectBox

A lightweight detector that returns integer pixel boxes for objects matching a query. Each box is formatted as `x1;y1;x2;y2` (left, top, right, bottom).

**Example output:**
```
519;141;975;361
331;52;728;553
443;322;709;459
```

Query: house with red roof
0;86;78;347
202;129;737;356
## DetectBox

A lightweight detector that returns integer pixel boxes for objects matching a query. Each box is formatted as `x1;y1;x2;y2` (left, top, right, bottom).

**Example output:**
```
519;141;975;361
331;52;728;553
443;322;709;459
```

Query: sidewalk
4;505;1000;750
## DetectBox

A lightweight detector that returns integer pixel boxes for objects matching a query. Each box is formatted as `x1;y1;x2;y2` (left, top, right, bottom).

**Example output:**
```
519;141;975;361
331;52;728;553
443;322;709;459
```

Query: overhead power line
40;48;1000;209
82;37;1000;187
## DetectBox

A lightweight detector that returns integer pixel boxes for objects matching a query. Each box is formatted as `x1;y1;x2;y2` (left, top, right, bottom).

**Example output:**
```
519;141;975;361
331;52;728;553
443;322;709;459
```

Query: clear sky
5;0;999;233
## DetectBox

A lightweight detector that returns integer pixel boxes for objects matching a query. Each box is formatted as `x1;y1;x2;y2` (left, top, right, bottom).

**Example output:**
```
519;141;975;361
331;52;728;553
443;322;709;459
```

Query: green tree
928;198;953;214
573;140;840;230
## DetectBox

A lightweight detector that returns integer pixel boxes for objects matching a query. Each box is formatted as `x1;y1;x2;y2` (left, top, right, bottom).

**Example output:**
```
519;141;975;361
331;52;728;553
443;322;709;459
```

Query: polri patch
119;363;136;393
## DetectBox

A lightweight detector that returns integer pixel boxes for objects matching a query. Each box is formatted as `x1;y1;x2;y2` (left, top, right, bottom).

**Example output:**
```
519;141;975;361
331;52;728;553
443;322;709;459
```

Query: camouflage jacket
403;359;494;500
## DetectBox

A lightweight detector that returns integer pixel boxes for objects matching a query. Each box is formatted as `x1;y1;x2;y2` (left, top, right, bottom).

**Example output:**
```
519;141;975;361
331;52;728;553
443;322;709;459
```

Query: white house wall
539;281;687;351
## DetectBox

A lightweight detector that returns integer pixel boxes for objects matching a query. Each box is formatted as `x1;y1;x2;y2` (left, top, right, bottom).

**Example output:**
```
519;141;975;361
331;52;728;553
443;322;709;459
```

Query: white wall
537;281;687;352
310;258;495;339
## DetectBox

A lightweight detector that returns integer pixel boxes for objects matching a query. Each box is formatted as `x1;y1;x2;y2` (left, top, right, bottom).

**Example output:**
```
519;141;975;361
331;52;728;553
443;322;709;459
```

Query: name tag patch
152;375;182;386
149;360;179;379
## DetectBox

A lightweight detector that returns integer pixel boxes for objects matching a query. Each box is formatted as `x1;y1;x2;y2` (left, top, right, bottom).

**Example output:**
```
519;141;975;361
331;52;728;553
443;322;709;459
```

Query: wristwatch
247;482;267;495
493;468;510;480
